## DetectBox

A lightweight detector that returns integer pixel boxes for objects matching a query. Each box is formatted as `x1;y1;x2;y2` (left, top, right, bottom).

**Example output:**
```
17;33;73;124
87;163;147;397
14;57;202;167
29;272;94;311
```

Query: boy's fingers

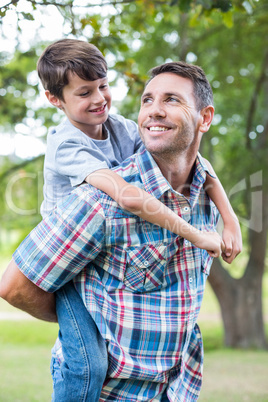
223;241;232;257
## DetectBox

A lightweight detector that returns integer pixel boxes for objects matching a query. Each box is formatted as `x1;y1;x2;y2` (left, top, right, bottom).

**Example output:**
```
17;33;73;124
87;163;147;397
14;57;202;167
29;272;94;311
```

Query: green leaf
222;10;234;26
20;12;34;21
196;0;213;10
213;0;233;12
177;0;192;12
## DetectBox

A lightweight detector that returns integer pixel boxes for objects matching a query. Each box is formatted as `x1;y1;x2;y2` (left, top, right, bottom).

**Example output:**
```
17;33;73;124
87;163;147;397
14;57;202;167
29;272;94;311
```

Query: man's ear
199;105;214;133
45;90;63;109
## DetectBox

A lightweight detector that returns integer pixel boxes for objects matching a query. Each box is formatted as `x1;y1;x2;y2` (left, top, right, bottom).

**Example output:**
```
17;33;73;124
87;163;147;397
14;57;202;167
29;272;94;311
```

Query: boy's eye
80;91;89;97
100;84;108;89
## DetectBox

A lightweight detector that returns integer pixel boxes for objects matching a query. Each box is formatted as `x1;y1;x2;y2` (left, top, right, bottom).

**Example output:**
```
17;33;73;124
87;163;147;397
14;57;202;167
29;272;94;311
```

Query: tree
0;0;267;348
208;50;268;348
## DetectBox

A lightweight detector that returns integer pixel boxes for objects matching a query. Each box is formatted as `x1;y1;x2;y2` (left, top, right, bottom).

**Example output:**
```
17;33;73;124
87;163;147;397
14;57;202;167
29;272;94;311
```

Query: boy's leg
52;281;108;402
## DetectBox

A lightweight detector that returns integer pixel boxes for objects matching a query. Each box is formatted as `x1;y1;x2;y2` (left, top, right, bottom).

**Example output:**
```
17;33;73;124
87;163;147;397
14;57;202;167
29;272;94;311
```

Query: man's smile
147;126;170;132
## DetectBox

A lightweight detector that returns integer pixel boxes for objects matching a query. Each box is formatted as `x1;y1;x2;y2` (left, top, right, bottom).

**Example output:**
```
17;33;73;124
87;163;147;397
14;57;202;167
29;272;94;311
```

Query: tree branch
0;0;157;12
245;51;268;149
0;155;44;182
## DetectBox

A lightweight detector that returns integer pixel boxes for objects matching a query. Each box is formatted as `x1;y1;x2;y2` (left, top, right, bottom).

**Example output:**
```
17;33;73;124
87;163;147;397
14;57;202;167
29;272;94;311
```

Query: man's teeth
148;126;169;132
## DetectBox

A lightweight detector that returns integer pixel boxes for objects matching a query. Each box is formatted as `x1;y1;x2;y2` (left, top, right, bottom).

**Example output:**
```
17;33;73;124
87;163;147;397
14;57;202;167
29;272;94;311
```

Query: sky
0;0;126;159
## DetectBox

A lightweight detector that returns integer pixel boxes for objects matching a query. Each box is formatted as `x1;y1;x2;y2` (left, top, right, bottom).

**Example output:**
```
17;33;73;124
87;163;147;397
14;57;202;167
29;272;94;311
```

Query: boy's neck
85;124;104;140
71;121;105;140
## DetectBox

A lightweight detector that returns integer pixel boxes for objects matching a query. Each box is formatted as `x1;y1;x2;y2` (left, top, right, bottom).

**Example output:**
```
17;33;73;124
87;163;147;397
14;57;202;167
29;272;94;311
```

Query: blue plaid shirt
14;149;219;401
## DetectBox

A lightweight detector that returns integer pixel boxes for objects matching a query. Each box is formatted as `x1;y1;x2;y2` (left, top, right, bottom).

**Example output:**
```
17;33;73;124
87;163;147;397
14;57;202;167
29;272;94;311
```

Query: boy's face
47;73;112;139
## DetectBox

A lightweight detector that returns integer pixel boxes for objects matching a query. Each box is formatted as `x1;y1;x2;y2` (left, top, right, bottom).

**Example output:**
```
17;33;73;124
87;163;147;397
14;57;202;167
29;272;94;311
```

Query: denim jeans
51;281;108;401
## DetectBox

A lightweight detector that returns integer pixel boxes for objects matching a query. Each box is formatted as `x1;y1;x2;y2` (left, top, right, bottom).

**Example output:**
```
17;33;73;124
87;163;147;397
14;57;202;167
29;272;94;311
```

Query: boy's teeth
149;126;168;131
92;105;105;112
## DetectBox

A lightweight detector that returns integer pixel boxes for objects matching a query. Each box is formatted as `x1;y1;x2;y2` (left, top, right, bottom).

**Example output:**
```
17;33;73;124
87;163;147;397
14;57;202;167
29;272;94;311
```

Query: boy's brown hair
37;39;107;101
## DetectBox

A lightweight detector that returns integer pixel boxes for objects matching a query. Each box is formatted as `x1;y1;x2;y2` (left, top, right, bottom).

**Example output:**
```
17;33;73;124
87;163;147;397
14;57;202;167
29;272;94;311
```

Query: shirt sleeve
13;187;106;292
56;141;109;187
123;118;144;153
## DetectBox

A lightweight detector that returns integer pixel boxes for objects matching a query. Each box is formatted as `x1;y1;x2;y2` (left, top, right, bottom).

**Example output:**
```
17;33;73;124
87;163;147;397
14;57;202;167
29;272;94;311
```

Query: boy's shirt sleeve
123;117;144;153
56;141;109;187
13;188;106;292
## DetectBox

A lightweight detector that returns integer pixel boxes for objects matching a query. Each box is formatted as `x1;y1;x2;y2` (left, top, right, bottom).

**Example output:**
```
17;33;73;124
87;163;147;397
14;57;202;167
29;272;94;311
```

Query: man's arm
0;258;57;322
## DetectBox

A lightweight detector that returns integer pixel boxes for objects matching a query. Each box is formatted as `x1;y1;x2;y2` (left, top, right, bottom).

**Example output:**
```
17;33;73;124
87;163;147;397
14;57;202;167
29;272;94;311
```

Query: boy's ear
199;105;214;133
45;90;63;109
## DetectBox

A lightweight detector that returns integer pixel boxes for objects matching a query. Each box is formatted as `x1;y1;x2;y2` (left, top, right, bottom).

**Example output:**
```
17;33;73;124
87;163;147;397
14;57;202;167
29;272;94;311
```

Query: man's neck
153;152;197;197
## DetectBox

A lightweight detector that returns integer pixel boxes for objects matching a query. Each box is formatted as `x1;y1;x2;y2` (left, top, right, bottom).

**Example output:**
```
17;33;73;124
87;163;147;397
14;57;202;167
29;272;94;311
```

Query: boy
37;39;241;400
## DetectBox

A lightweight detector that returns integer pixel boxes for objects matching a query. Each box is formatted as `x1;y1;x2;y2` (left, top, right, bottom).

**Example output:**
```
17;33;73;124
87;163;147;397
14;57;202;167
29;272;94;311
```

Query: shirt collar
136;149;212;199
195;152;216;180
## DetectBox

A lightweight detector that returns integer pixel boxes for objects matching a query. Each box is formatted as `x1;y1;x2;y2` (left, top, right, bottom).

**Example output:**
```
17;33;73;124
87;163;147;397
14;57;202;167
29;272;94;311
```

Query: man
0;62;241;401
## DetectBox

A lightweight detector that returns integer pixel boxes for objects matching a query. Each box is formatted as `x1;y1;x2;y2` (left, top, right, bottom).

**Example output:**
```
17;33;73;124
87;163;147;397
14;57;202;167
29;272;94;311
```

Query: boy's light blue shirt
41;114;143;218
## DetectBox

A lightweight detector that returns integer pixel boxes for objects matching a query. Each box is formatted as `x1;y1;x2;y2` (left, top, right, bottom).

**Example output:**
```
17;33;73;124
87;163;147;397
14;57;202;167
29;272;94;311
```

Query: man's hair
37;39;107;100
148;61;213;110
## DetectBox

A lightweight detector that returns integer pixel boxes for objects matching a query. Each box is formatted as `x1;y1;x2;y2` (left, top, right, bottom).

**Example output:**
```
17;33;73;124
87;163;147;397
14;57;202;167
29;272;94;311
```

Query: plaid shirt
14;149;219;401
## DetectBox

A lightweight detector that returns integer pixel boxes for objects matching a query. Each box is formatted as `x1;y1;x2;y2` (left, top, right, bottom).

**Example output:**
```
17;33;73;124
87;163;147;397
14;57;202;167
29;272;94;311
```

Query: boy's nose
93;90;105;104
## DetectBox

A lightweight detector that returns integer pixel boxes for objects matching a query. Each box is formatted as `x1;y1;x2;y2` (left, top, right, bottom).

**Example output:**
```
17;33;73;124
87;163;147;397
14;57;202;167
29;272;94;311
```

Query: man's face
138;73;203;158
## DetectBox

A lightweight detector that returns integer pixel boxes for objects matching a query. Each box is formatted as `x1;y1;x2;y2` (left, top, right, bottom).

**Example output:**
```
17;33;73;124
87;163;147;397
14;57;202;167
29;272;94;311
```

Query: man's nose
148;101;166;118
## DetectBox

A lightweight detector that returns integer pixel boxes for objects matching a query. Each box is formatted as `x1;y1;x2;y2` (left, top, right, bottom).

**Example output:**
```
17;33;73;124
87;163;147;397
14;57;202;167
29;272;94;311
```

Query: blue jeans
51;281;108;401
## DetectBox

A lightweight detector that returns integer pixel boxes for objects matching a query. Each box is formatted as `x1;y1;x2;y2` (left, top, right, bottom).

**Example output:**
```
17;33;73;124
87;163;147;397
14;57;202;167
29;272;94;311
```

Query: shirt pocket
124;243;168;292
201;250;213;276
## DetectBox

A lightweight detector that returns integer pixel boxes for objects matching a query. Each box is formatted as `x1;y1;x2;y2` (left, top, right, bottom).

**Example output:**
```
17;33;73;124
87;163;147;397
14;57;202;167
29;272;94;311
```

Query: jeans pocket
50;356;63;385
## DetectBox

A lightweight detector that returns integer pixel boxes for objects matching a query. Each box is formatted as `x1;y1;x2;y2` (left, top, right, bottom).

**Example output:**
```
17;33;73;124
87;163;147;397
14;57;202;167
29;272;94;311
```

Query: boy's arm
0;259;57;322
203;158;242;264
86;169;224;258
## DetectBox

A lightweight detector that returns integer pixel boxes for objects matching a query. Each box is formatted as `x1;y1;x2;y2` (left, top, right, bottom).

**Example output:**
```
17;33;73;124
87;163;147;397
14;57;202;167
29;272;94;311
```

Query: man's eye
142;97;152;104
167;97;179;102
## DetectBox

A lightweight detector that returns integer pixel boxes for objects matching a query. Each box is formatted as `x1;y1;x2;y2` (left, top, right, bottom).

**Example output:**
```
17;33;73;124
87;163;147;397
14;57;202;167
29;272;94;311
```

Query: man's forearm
0;258;57;322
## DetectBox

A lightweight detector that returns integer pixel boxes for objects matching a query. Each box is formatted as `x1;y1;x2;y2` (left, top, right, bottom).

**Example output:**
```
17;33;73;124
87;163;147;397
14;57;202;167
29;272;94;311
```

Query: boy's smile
89;104;107;114
54;73;112;139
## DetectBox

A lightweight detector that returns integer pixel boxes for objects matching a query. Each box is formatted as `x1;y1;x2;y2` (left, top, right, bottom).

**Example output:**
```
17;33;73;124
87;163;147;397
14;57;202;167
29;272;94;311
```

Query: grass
1;254;268;401
0;344;53;401
0;320;267;402
200;349;268;402
0;321;58;402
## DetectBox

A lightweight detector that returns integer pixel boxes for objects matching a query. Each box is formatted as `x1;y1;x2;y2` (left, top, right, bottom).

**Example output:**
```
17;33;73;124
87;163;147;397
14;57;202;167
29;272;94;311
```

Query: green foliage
0;0;266;246
0;49;38;127
0;156;43;233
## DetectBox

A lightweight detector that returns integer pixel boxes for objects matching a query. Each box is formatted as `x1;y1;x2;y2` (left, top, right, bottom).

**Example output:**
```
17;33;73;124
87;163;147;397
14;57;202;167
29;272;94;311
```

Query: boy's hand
192;231;225;259
221;218;242;264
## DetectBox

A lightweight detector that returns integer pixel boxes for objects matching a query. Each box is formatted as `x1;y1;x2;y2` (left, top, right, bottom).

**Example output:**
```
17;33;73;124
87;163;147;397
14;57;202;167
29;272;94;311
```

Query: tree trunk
209;259;267;349
209;192;268;349
208;50;268;350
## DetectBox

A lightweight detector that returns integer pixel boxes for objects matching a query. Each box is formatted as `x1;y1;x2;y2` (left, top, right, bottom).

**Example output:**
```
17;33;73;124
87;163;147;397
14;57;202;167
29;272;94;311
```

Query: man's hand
0;258;57;322
221;217;243;264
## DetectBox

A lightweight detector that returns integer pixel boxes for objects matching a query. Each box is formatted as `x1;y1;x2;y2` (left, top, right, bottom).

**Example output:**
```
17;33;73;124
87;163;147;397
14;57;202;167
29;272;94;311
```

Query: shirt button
184;206;190;212
189;278;193;283
185;240;189;246
144;261;149;266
